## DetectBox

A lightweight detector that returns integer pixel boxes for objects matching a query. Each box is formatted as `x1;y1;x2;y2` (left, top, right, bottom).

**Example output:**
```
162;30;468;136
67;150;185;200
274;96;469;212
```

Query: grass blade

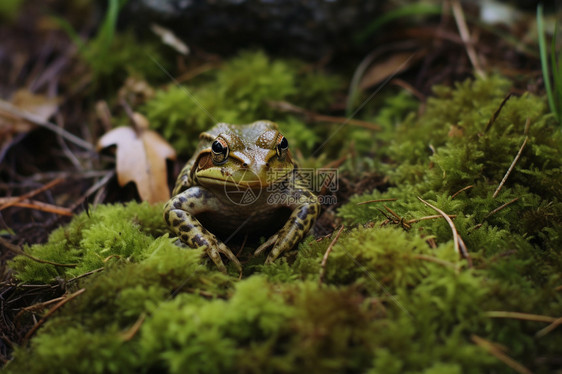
537;3;559;121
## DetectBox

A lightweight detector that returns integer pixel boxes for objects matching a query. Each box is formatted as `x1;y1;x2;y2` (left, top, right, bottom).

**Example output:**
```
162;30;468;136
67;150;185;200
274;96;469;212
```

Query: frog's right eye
211;139;229;164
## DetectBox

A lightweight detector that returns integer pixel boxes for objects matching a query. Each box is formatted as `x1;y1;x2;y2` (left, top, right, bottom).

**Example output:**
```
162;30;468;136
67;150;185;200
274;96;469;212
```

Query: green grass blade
50;16;86;51
551;22;562;121
537;3;559;121
96;0;121;51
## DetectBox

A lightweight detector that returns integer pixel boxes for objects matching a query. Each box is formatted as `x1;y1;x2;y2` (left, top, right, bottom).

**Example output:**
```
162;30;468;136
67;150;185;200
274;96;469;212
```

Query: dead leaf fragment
0;89;59;148
359;51;425;90
151;23;190;55
97;113;176;203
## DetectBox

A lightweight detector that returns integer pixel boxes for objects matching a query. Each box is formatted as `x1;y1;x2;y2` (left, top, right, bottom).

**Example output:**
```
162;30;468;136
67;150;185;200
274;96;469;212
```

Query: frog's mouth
197;167;293;190
198;176;265;190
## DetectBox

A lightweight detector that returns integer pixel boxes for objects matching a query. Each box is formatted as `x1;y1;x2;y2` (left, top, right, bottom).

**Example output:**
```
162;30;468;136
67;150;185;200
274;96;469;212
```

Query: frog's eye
276;136;289;158
211;139;229;163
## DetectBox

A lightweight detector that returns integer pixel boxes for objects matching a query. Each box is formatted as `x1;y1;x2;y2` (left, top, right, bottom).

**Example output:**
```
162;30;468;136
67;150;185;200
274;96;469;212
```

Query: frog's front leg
255;189;320;263
164;186;241;274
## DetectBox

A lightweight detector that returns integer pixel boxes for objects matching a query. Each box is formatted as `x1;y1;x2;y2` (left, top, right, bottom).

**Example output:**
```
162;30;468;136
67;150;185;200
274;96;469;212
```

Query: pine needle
319;225;345;285
471;335;532;374
493;136;528;198
417;197;472;266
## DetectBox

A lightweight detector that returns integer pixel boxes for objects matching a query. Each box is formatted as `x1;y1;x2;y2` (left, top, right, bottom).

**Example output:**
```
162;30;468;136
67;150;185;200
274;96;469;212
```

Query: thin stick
391;78;425;102
484;93;512;133
485;197;520;218
0;237;77;268
451;185;473;199
384;205;401;220
484;311;557;323
357;198;397;205
451;0;485;77
23;288;86;343
0;100;93;150
269;100;381;131
69;170;115;211
493;136;528;198
471;335;532;374
0;177;64;211
417;197;472;266
536;316;562;338
0;198;72;216
120;313;146;341
20;295;66;312
407;214;457;224
67;267;104;283
319;225;344;285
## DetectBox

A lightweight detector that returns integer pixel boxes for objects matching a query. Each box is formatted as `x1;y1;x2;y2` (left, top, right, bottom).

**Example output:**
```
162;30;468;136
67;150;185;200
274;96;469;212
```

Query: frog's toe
254;234;278;257
217;243;242;273
265;247;282;264
207;247;227;273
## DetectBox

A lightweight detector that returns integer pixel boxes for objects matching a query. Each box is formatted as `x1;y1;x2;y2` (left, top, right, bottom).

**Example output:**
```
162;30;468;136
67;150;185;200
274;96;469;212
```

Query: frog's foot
207;241;242;275
254;234;292;264
254;234;278;257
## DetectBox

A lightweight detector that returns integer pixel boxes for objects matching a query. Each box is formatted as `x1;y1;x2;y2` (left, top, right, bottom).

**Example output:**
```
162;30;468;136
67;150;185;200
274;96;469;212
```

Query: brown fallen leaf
359;50;425;90
97;113;176;203
0;89;59;149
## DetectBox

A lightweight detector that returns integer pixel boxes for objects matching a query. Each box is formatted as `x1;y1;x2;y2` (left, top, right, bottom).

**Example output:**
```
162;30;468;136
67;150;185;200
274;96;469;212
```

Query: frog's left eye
278;136;288;150
211;138;229;164
276;136;289;158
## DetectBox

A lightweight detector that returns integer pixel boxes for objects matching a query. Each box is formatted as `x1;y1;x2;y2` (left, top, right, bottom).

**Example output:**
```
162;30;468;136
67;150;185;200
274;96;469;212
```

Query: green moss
144;50;343;156
5;75;562;373
9;202;169;283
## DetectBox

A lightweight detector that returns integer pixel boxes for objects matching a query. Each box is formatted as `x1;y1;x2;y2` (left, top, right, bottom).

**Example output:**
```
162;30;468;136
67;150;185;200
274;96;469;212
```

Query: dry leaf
359;51;425;90
150;23;190;55
97;113;176;203
0;89;59;148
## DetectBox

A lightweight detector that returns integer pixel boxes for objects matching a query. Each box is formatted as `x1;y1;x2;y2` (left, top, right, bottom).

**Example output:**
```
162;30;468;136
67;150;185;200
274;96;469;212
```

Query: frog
163;120;320;273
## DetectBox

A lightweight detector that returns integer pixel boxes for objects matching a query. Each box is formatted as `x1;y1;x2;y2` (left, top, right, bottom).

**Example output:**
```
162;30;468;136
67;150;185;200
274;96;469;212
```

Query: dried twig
0;177;64;211
319;225;345;285
120;313;146;341
484;93;512;133
536;316;562;338
66;267;104;283
471;335;532;374
417;197;472;266
0;197;72;216
484;310;557;323
407;214;457;224
269;100;381;131
23;288;86;343
69;170;115;211
493;136;528;198
391;78;425;102
0;237;77;268
377;205;412;230
19;295;66;314
451;0;485;77
0;100;93;150
357;198;397;205
485;197;520;218
451;185;473;199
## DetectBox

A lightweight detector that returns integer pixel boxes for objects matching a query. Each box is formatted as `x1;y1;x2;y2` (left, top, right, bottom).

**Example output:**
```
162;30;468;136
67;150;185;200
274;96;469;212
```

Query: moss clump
5;76;562;373
9;202;169;283
144;50;343;156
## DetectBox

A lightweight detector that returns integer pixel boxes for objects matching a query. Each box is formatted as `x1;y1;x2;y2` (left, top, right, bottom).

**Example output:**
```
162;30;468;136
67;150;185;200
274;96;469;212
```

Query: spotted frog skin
163;121;319;273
